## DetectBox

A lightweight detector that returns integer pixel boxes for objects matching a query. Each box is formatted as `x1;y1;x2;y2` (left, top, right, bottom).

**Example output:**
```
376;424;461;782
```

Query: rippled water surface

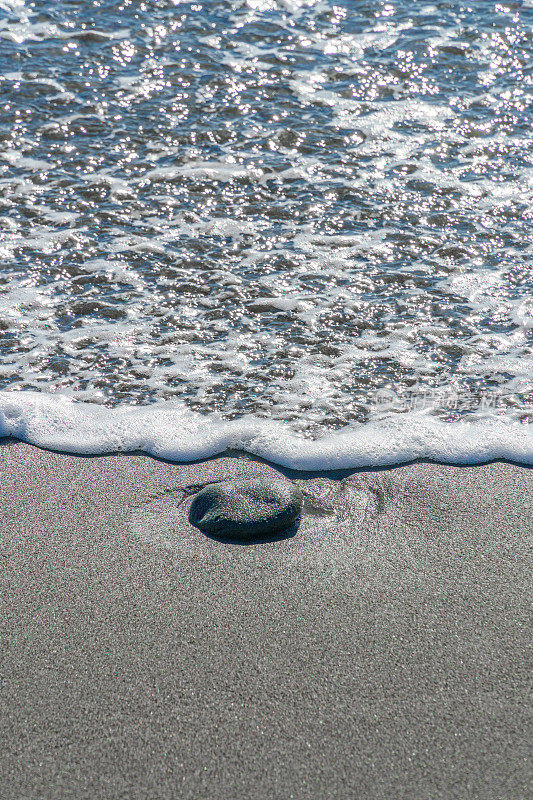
0;0;532;433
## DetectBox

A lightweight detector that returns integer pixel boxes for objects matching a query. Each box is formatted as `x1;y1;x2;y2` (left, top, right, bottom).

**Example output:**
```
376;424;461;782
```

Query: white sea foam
0;1;531;439
0;391;531;470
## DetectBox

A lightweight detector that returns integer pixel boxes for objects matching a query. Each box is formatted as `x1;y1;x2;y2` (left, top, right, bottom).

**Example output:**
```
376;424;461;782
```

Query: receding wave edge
0;391;531;470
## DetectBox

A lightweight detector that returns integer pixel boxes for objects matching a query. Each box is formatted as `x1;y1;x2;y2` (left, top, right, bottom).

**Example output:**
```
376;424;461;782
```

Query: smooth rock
189;477;302;540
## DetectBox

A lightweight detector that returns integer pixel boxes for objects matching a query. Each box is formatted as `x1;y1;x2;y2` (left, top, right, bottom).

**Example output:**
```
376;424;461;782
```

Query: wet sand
0;439;531;799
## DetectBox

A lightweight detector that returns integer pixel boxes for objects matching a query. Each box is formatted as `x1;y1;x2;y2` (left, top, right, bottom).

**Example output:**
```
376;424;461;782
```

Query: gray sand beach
0;439;531;799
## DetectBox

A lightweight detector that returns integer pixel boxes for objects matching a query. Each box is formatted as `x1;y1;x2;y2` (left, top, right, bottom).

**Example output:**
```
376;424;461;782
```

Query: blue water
0;0;531;464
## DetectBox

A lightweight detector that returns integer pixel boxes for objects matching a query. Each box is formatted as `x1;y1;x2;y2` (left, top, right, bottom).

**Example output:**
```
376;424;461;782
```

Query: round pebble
189;477;302;540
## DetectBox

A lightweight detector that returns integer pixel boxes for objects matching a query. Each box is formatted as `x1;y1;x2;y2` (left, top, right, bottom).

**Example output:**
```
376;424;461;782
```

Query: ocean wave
0;391;531;470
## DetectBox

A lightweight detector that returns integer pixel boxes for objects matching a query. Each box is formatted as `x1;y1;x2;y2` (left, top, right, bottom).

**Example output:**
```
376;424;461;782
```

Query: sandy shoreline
0;439;531;799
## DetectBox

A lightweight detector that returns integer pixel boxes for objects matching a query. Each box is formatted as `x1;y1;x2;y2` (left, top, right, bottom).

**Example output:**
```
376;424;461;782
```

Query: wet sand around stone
0;439;531;800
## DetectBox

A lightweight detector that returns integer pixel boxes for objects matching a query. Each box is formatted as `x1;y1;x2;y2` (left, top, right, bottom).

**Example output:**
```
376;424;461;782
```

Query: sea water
0;0;531;468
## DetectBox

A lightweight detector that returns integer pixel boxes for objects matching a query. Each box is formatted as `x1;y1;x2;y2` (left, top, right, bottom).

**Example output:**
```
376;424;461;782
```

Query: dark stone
189;477;302;540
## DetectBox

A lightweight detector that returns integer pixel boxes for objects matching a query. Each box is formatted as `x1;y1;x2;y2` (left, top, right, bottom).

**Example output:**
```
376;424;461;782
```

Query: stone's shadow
194;516;301;546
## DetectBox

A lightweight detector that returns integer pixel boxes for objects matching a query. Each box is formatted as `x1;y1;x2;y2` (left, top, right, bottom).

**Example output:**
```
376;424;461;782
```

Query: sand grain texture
0;440;531;800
